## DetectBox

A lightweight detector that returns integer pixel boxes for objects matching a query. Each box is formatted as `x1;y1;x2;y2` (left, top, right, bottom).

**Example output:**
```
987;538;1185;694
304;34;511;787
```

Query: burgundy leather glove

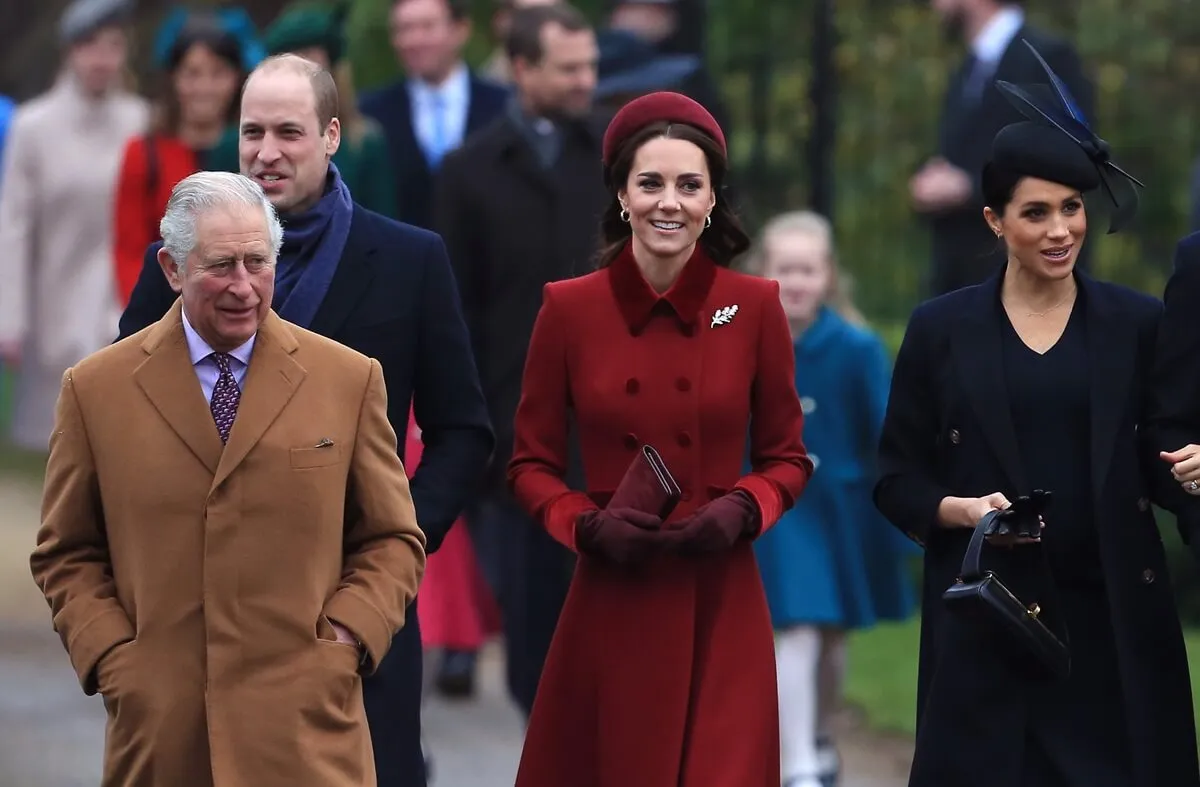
575;508;665;565
662;491;762;555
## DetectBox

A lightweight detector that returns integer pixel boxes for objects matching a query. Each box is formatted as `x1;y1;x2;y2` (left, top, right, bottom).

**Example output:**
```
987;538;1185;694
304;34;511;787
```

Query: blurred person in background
743;211;918;787
592;25;700;111
877;54;1196;784
480;0;561;85
0;0;148;452
117;53;493;787
434;2;607;717
360;0;507;229
912;0;1093;296
507;91;811;787
113;8;258;307
209;1;399;218
603;0;730;132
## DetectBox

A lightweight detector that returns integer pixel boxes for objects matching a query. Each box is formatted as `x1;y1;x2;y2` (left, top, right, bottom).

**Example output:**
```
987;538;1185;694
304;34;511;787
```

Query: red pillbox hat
601;91;726;167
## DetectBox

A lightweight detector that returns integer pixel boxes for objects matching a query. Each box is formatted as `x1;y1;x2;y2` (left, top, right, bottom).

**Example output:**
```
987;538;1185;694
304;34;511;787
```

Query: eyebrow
1020;194;1082;208
636;170;705;179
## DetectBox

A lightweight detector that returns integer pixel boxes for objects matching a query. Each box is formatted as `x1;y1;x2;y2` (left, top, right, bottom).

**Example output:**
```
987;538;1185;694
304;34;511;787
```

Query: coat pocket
290;445;342;469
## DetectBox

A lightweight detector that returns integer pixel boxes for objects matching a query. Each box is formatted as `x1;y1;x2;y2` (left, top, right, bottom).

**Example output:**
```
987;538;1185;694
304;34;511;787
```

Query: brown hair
596;121;750;268
151;23;246;136
741;210;867;327
506;4;591;65
251;53;339;131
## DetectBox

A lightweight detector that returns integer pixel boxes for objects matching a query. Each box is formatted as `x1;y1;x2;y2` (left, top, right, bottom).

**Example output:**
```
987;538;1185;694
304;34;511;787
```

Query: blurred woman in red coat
507;91;813;787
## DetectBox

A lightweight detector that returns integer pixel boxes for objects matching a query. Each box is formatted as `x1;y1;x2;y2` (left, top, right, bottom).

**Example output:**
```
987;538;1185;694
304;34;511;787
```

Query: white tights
776;626;847;785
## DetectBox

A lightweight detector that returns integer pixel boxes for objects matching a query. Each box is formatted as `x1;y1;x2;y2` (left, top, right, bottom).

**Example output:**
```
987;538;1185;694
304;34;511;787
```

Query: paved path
0;471;910;786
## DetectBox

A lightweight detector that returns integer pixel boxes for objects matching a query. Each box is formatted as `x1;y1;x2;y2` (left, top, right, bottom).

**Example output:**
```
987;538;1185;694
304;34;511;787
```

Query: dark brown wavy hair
595;120;750;269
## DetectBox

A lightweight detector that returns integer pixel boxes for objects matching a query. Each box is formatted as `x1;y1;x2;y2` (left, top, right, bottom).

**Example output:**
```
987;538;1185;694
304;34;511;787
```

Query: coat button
949;429;961;445
680;489;693;502
675;377;691;392
677;432;692;448
623;433;638;450
1137;497;1150;512
1142;569;1156;584
625;378;639;395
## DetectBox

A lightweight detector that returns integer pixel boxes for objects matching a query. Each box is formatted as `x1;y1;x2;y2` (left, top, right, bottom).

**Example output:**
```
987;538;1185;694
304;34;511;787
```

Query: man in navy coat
360;0;509;230
117;54;492;787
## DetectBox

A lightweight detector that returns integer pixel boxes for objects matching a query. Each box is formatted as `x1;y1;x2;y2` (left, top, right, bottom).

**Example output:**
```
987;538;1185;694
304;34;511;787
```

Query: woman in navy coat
875;54;1198;787
746;211;916;787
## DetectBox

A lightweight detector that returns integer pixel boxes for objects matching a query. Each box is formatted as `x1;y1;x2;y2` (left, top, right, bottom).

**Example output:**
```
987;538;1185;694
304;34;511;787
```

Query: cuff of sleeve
68;606;136;695
323;590;393;675
734;476;784;536
542;491;597;552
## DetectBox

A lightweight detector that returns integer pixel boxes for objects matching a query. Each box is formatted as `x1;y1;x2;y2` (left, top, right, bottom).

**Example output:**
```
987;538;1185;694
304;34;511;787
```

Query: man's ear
157;247;184;293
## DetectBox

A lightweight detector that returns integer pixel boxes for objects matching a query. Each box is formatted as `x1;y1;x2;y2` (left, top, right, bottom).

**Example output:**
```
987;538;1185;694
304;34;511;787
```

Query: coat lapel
1082;274;1134;500
951;275;1030;494
134;301;224;474
307;208;376;339
212;311;306;489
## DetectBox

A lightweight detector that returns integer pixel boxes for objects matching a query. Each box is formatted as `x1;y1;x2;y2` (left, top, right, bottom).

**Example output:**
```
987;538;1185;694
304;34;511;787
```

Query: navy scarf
273;163;354;328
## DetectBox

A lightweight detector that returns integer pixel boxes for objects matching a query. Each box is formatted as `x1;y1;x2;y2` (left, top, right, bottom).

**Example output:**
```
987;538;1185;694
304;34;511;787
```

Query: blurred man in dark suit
912;0;1093;295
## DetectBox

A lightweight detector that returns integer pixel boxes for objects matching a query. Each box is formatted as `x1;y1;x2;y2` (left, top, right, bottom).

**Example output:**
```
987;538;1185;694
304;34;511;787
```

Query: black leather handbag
942;508;1070;680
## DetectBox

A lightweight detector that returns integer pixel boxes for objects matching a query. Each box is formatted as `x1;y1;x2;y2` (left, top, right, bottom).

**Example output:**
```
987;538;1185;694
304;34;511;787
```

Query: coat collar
795;306;844;355
952;266;1133;500
608;242;717;336
135;300;306;488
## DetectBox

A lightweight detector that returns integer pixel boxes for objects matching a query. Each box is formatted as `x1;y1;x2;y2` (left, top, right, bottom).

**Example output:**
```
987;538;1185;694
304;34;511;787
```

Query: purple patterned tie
209;353;241;444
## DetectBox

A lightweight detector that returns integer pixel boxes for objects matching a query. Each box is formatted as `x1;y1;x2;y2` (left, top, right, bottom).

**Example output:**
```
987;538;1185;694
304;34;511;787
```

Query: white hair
159;171;284;269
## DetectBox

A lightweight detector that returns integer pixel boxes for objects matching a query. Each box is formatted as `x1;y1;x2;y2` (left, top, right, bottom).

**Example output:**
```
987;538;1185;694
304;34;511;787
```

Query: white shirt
407;62;471;163
971;5;1025;67
182;310;254;404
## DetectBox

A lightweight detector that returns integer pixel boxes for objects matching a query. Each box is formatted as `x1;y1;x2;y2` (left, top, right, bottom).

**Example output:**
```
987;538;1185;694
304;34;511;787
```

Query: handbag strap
959;509;998;581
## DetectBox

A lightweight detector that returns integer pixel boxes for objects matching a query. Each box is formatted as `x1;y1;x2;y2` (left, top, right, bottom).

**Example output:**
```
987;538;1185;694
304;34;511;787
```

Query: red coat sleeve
733;281;813;534
112;138;152;308
507;285;597;551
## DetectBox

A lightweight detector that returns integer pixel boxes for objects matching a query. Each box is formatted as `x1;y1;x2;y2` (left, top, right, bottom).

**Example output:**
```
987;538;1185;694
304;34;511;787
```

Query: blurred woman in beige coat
0;0;148;451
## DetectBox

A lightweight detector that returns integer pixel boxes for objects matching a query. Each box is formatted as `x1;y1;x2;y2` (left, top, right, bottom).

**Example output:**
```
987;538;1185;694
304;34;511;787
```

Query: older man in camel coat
30;171;426;787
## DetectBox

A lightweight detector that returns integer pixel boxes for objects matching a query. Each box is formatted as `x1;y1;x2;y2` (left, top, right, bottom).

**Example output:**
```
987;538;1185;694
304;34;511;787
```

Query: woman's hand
1161;445;1200;495
937;493;1011;528
937;493;1043;546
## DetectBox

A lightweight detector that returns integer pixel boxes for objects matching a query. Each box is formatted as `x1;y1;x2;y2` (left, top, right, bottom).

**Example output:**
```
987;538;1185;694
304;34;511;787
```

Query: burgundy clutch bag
607;444;682;520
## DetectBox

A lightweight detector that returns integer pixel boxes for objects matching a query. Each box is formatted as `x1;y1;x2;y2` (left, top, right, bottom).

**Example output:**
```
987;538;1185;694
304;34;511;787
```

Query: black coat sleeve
408;231;495;552
116;243;178;341
873;304;954;547
1145;234;1200;542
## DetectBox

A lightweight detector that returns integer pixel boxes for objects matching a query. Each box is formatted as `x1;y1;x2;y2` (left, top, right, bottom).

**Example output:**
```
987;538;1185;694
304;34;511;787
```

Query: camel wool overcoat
30;302;427;787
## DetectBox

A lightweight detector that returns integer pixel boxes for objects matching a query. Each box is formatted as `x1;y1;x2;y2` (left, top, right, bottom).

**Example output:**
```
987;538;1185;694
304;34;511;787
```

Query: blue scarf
273;163;354;329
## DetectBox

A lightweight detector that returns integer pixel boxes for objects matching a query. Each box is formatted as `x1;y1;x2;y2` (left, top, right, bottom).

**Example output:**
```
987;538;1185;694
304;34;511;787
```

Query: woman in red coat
112;14;248;305
507;91;813;787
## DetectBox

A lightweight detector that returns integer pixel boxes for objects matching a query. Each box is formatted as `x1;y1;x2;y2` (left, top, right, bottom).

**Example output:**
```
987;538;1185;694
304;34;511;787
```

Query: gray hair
159;171;284;269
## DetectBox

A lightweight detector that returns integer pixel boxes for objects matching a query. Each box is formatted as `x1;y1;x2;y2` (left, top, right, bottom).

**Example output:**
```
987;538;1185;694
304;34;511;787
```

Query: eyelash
1023;201;1081;219
638;180;701;192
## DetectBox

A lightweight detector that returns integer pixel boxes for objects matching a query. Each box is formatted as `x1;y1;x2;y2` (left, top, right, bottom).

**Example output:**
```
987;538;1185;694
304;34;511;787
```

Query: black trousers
468;494;574;716
363;602;426;786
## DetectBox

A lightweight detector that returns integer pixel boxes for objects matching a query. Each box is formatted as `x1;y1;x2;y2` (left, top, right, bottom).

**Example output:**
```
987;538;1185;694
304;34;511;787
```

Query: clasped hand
576;492;761;565
939;493;1043;547
1161;444;1200;495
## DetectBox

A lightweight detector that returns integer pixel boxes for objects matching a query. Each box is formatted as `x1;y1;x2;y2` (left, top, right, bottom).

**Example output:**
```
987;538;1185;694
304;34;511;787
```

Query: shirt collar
408;62;470;107
971;5;1024;64
608;242;717;337
182;308;256;368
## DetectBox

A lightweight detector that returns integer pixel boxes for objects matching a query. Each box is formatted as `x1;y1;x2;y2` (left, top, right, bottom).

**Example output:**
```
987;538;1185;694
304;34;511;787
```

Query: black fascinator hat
988;39;1142;233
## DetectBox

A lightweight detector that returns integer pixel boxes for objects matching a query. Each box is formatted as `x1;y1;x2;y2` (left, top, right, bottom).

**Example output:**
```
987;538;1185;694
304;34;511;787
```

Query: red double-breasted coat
508;243;813;787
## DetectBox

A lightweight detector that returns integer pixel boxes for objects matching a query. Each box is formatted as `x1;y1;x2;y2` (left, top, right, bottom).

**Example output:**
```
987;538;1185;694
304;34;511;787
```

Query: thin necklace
1007;284;1077;318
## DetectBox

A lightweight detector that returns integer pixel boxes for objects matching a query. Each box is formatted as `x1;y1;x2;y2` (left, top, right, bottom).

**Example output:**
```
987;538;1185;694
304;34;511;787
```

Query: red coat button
623;433;638;450
626;378;640;395
676;377;691;392
677;432;692;448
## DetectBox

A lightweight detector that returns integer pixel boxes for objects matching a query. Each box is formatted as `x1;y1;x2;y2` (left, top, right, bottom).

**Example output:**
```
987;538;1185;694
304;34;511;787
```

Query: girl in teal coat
745;211;917;787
